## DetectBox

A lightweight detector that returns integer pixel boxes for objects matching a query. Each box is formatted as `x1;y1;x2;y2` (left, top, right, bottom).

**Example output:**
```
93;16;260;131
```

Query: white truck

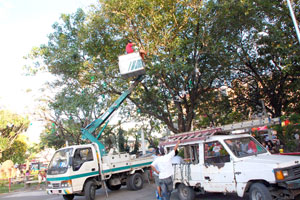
161;118;300;200
46;53;153;200
46;143;153;200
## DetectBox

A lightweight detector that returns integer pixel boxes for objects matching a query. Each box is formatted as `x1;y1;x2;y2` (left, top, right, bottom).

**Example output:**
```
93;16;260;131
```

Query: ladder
161;117;280;146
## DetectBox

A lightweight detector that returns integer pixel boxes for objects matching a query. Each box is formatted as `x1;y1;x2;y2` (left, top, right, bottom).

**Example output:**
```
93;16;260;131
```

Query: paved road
0;183;247;200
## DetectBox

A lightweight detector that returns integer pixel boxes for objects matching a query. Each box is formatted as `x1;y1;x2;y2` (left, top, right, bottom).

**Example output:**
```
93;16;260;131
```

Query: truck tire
106;180;122;191
84;181;96;200
127;173;143;191
63;194;74;200
126;175;133;190
178;183;195;200
249;183;272;200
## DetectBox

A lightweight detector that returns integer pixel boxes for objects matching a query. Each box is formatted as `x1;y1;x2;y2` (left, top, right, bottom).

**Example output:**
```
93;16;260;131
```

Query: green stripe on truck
47;171;99;181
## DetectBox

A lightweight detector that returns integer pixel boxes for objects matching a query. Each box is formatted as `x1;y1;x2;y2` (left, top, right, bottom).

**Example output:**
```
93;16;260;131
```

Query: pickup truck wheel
106;180;122;191
84;181;96;200
249;183;272;200
128;173;143;191
63;194;74;200
178;183;195;200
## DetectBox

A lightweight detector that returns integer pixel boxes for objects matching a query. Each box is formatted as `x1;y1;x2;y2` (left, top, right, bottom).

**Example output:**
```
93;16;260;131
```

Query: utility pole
286;0;300;46
139;130;146;155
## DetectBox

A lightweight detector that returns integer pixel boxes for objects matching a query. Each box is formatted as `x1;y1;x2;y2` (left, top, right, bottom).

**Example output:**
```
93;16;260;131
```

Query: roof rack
161;117;280;146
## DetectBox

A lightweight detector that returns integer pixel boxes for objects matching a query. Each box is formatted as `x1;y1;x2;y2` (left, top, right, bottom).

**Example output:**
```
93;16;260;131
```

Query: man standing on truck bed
151;140;181;200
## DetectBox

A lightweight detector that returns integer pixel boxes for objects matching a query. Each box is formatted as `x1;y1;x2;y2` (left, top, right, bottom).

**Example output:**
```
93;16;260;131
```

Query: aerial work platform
118;52;145;78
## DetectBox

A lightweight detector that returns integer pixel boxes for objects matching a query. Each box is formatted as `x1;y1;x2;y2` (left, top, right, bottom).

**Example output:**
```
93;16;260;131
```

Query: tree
90;0;232;133
0;134;28;164
206;0;300;117
38;83;116;149
0;110;30;156
118;126;125;152
28;0;300;141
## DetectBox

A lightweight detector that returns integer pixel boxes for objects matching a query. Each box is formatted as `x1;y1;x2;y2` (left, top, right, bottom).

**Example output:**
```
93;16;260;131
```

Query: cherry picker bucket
118;52;145;78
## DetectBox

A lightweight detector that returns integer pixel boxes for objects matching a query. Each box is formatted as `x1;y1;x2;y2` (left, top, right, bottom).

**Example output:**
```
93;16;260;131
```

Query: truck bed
101;153;153;176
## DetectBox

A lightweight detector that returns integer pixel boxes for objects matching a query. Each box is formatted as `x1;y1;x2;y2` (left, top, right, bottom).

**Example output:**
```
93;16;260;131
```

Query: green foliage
27;0;300;142
0;110;30;153
274;114;300;152
0;135;28;164
209;0;300;117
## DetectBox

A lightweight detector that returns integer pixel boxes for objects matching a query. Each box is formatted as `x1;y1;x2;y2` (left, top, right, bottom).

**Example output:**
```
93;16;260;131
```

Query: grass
0;179;44;194
0;181;25;194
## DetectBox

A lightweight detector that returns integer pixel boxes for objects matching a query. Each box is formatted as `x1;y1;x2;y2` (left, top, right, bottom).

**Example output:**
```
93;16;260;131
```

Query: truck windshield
224;137;267;157
48;148;73;175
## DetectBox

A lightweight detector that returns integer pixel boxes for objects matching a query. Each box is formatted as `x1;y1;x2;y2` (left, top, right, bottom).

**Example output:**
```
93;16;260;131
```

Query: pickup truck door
201;141;236;193
71;147;99;192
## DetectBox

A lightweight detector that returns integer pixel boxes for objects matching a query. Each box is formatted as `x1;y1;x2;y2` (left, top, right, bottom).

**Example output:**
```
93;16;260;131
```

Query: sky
0;0;97;143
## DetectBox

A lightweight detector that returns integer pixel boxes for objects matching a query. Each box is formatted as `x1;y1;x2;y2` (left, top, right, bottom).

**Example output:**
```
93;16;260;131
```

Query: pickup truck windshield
48;148;73;175
225;137;267;157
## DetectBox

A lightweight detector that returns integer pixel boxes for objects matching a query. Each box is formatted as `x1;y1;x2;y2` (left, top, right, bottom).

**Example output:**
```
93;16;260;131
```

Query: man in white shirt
151;140;180;200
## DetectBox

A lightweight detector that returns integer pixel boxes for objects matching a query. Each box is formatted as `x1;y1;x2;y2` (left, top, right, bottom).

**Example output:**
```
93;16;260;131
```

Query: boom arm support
81;75;144;156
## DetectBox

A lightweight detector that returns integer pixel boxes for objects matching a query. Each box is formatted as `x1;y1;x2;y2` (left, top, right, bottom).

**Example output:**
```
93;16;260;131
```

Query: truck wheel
63;194;74;200
84;181;96;200
127;173;143;191
106;180;122;191
178;183;195;200
249;183;272;200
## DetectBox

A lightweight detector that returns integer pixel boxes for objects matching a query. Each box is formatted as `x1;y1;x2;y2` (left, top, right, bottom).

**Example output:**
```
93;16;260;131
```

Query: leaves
0;110;30;153
28;0;300;142
0;135;28;164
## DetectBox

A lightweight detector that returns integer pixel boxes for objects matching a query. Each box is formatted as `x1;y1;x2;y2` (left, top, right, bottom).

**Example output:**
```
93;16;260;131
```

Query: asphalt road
0;183;247;200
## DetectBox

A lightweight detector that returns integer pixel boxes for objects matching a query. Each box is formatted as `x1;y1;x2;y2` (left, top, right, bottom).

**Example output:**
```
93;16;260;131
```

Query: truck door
201;141;236;193
71;147;99;192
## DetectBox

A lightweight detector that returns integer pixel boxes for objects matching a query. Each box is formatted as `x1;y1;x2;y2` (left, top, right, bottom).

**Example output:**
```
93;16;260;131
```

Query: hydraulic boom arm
81;75;144;156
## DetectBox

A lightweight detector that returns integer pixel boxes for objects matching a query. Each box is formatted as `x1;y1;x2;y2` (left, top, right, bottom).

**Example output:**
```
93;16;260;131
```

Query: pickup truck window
48;148;73;175
224;137;267;157
182;145;199;164
204;141;230;164
73;147;94;171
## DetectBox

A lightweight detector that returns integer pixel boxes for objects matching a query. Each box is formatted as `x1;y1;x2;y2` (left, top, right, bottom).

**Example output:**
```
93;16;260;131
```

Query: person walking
152;148;162;200
151;140;181;200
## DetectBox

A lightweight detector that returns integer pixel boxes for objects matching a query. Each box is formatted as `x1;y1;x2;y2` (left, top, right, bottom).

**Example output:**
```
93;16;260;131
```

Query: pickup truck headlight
283;170;289;177
275;170;289;180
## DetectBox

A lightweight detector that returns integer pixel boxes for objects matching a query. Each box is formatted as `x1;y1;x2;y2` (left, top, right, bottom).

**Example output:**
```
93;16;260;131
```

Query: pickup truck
162;120;300;200
46;143;153;200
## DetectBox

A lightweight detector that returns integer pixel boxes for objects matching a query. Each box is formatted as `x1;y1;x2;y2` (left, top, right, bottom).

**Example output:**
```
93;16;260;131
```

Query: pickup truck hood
240;154;300;168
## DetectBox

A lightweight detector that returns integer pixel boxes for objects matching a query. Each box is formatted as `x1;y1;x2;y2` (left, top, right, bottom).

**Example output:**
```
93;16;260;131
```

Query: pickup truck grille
292;165;300;177
52;183;60;189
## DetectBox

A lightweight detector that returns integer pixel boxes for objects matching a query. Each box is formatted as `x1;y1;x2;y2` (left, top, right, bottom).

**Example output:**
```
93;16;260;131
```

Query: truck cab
47;144;100;197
